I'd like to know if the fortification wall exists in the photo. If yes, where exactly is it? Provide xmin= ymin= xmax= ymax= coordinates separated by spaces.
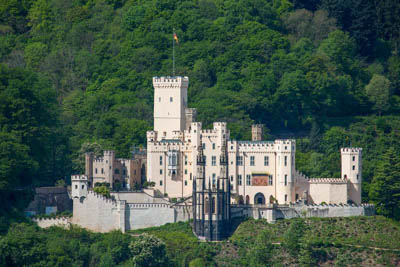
xmin=125 ymin=203 xmax=175 ymax=230
xmin=111 ymin=191 xmax=169 ymax=204
xmin=293 ymin=204 xmax=375 ymax=218
xmin=231 ymin=204 xmax=375 ymax=223
xmin=72 ymin=191 xmax=121 ymax=232
xmin=174 ymin=204 xmax=192 ymax=222
xmin=33 ymin=217 xmax=71 ymax=229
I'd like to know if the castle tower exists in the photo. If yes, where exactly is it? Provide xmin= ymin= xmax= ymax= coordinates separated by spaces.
xmin=103 ymin=150 xmax=115 ymax=187
xmin=153 ymin=76 xmax=188 ymax=140
xmin=85 ymin=152 xmax=94 ymax=186
xmin=185 ymin=108 xmax=197 ymax=130
xmin=341 ymin=148 xmax=362 ymax=205
xmin=275 ymin=140 xmax=296 ymax=204
xmin=251 ymin=124 xmax=263 ymax=141
xmin=193 ymin=139 xmax=231 ymax=241
xmin=71 ymin=175 xmax=88 ymax=199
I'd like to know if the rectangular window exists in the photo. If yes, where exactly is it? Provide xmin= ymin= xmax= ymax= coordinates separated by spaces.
xmin=284 ymin=174 xmax=288 ymax=186
xmin=184 ymin=180 xmax=187 ymax=186
xmin=158 ymin=97 xmax=161 ymax=102
xmin=123 ymin=170 xmax=126 ymax=175
xmin=133 ymin=170 xmax=136 ymax=175
xmin=238 ymin=174 xmax=242 ymax=185
xmin=115 ymin=169 xmax=119 ymax=174
xmin=160 ymin=169 xmax=163 ymax=175
xmin=185 ymin=169 xmax=187 ymax=174
xmin=230 ymin=175 xmax=233 ymax=181
xmin=246 ymin=174 xmax=251 ymax=186
xmin=352 ymin=156 xmax=355 ymax=161
xmin=268 ymin=175 xmax=273 ymax=186
xmin=237 ymin=156 xmax=243 ymax=166
xmin=170 ymin=97 xmax=173 ymax=102
xmin=250 ymin=156 xmax=255 ymax=166
xmin=212 ymin=156 xmax=216 ymax=166
xmin=212 ymin=143 xmax=216 ymax=150
xmin=352 ymin=165 xmax=355 ymax=170
xmin=185 ymin=156 xmax=187 ymax=165
xmin=190 ymin=173 xmax=192 ymax=180
xmin=160 ymin=155 xmax=163 ymax=165
xmin=101 ymin=168 xmax=104 ymax=174
xmin=284 ymin=156 xmax=287 ymax=166
xmin=204 ymin=156 xmax=206 ymax=165
xmin=212 ymin=173 xmax=216 ymax=186
xmin=202 ymin=143 xmax=206 ymax=149
xmin=160 ymin=180 xmax=162 ymax=186
xmin=264 ymin=156 xmax=269 ymax=166
xmin=95 ymin=168 xmax=98 ymax=174
xmin=285 ymin=194 xmax=288 ymax=202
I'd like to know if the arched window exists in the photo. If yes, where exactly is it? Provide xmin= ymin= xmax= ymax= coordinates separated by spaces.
xmin=205 ymin=197 xmax=209 ymax=213
xmin=245 ymin=195 xmax=250 ymax=204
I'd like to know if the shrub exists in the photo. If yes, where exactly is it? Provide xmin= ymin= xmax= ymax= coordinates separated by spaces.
xmin=129 ymin=233 xmax=169 ymax=267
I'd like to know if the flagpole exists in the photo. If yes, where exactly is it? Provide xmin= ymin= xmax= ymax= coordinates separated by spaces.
xmin=173 ymin=28 xmax=175 ymax=76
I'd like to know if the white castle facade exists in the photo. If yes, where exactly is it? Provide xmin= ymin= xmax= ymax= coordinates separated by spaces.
xmin=146 ymin=76 xmax=362 ymax=205
xmin=55 ymin=75 xmax=372 ymax=234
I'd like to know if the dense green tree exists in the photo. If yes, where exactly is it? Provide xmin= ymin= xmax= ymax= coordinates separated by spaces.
xmin=282 ymin=218 xmax=306 ymax=256
xmin=369 ymin=148 xmax=400 ymax=220
xmin=246 ymin=229 xmax=274 ymax=267
xmin=130 ymin=233 xmax=169 ymax=267
xmin=365 ymin=74 xmax=391 ymax=115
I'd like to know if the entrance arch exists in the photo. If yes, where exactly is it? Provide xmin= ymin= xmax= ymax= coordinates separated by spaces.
xmin=254 ymin=193 xmax=266 ymax=205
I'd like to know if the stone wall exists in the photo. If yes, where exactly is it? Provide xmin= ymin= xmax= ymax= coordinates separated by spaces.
xmin=25 ymin=187 xmax=72 ymax=216
xmin=72 ymin=191 xmax=122 ymax=232
xmin=65 ymin=191 xmax=375 ymax=233
xmin=231 ymin=203 xmax=375 ymax=223
xmin=125 ymin=203 xmax=175 ymax=231
xmin=33 ymin=217 xmax=71 ymax=228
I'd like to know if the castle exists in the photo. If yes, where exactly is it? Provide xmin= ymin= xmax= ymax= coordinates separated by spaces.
xmin=85 ymin=76 xmax=362 ymax=206
xmin=57 ymin=75 xmax=372 ymax=240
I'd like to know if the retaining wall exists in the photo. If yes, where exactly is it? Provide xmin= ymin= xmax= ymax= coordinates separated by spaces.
xmin=33 ymin=217 xmax=71 ymax=229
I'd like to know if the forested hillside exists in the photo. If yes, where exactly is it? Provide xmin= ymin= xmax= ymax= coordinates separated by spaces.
xmin=1 ymin=0 xmax=400 ymax=221
xmin=2 ymin=217 xmax=400 ymax=266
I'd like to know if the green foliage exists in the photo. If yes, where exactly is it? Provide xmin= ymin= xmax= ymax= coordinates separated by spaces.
xmin=129 ymin=233 xmax=169 ymax=267
xmin=0 ymin=222 xmax=172 ymax=266
xmin=365 ymin=74 xmax=392 ymax=115
xmin=93 ymin=185 xmax=111 ymax=198
xmin=246 ymin=229 xmax=274 ymax=266
xmin=282 ymin=218 xmax=306 ymax=256
xmin=369 ymin=148 xmax=400 ymax=220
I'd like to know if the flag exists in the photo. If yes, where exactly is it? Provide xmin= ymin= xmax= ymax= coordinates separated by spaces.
xmin=173 ymin=32 xmax=179 ymax=44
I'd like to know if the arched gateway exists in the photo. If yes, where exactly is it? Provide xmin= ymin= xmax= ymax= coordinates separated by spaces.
xmin=254 ymin=192 xmax=265 ymax=205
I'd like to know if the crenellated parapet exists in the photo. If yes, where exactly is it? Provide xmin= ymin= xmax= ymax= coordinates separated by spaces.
xmin=308 ymin=177 xmax=348 ymax=184
xmin=153 ymin=76 xmax=189 ymax=89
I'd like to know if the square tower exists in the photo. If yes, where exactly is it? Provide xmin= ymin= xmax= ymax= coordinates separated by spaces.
xmin=153 ymin=76 xmax=188 ymax=140
xmin=341 ymin=147 xmax=362 ymax=204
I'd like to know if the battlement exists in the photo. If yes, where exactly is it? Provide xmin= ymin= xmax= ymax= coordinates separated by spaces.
xmin=71 ymin=174 xmax=88 ymax=181
xmin=341 ymin=147 xmax=362 ymax=153
xmin=275 ymin=139 xmax=296 ymax=145
xmin=213 ymin=122 xmax=227 ymax=128
xmin=103 ymin=150 xmax=115 ymax=156
xmin=153 ymin=76 xmax=189 ymax=89
xmin=308 ymin=177 xmax=347 ymax=184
